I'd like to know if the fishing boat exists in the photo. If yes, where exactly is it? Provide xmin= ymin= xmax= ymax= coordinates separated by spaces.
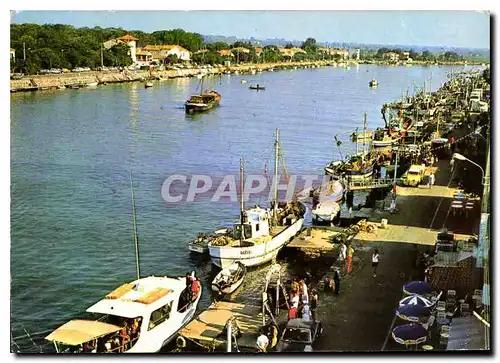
xmin=86 ymin=82 xmax=98 ymax=87
xmin=145 ymin=81 xmax=154 ymax=88
xmin=185 ymin=76 xmax=221 ymax=113
xmin=372 ymin=128 xmax=401 ymax=147
xmin=311 ymin=200 xmax=341 ymax=224
xmin=208 ymin=130 xmax=306 ymax=269
xmin=249 ymin=85 xmax=266 ymax=90
xmin=211 ymin=262 xmax=247 ymax=295
xmin=369 ymin=79 xmax=378 ymax=88
xmin=45 ymin=173 xmax=202 ymax=353
xmin=241 ymin=79 xmax=248 ymax=84
xmin=324 ymin=155 xmax=375 ymax=181
xmin=188 ymin=228 xmax=228 ymax=254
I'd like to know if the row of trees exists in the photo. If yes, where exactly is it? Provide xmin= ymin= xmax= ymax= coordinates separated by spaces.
xmin=10 ymin=24 xmax=343 ymax=73
xmin=11 ymin=23 xmax=464 ymax=74
xmin=368 ymin=47 xmax=464 ymax=62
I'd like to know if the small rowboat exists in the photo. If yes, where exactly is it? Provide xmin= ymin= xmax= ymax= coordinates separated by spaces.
xmin=145 ymin=81 xmax=154 ymax=88
xmin=211 ymin=262 xmax=247 ymax=295
xmin=249 ymin=85 xmax=266 ymax=90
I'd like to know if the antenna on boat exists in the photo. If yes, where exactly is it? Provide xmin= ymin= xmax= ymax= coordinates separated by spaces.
xmin=273 ymin=128 xmax=280 ymax=225
xmin=239 ymin=158 xmax=245 ymax=244
xmin=129 ymin=171 xmax=141 ymax=280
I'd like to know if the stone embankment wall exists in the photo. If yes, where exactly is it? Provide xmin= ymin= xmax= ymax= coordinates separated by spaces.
xmin=10 ymin=60 xmax=332 ymax=92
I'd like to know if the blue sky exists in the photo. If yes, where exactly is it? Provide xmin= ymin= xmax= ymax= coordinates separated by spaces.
xmin=10 ymin=10 xmax=490 ymax=48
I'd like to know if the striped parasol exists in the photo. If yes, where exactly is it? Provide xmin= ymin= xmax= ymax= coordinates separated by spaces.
xmin=399 ymin=294 xmax=433 ymax=308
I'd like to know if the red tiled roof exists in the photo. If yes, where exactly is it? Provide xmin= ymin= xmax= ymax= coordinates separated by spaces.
xmin=120 ymin=34 xmax=138 ymax=42
xmin=144 ymin=45 xmax=189 ymax=52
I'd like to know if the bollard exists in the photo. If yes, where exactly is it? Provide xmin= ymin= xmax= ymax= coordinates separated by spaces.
xmin=226 ymin=320 xmax=232 ymax=353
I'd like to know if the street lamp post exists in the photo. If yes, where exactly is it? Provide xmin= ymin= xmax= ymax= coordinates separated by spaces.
xmin=452 ymin=153 xmax=485 ymax=185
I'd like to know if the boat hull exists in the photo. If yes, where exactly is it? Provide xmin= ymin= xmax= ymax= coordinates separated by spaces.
xmin=208 ymin=218 xmax=304 ymax=269
xmin=325 ymin=166 xmax=374 ymax=181
xmin=188 ymin=243 xmax=208 ymax=254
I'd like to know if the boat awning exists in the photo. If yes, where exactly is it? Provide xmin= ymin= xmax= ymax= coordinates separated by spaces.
xmin=45 ymin=319 xmax=121 ymax=345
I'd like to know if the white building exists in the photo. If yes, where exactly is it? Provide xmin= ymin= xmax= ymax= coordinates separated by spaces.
xmin=143 ymin=45 xmax=191 ymax=62
xmin=103 ymin=34 xmax=139 ymax=64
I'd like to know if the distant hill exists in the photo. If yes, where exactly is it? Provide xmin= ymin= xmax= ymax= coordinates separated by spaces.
xmin=202 ymin=34 xmax=490 ymax=58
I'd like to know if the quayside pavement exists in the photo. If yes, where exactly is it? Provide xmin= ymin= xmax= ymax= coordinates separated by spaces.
xmin=313 ymin=158 xmax=479 ymax=351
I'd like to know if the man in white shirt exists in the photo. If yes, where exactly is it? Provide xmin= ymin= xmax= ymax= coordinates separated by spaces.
xmin=372 ymin=249 xmax=380 ymax=277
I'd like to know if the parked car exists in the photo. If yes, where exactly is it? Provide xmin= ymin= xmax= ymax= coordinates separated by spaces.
xmin=10 ymin=73 xmax=24 ymax=80
xmin=401 ymin=164 xmax=426 ymax=187
xmin=276 ymin=319 xmax=323 ymax=352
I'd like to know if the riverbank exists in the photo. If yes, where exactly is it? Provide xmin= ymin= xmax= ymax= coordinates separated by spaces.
xmin=10 ymin=59 xmax=485 ymax=93
xmin=10 ymin=60 xmax=332 ymax=93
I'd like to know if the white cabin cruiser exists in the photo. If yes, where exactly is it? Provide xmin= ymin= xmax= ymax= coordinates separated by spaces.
xmin=311 ymin=200 xmax=341 ymax=223
xmin=208 ymin=129 xmax=306 ymax=269
xmin=46 ymin=275 xmax=201 ymax=353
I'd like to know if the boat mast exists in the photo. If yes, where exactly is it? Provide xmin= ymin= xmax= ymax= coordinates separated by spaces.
xmin=273 ymin=128 xmax=280 ymax=224
xmin=363 ymin=113 xmax=367 ymax=160
xmin=239 ymin=158 xmax=245 ymax=244
xmin=355 ymin=127 xmax=359 ymax=156
xmin=129 ymin=171 xmax=141 ymax=280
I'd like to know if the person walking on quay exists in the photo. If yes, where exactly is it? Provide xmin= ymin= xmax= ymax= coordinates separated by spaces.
xmin=346 ymin=244 xmax=355 ymax=274
xmin=288 ymin=292 xmax=299 ymax=320
xmin=310 ymin=289 xmax=319 ymax=321
xmin=338 ymin=242 xmax=347 ymax=271
xmin=333 ymin=268 xmax=341 ymax=295
xmin=428 ymin=173 xmax=435 ymax=189
xmin=299 ymin=279 xmax=309 ymax=304
xmin=372 ymin=249 xmax=380 ymax=277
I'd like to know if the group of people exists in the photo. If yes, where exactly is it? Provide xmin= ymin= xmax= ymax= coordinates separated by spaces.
xmin=337 ymin=241 xmax=355 ymax=275
xmin=79 ymin=317 xmax=142 ymax=353
xmin=287 ymin=279 xmax=319 ymax=322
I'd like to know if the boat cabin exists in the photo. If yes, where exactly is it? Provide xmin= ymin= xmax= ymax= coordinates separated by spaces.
xmin=46 ymin=275 xmax=199 ymax=353
xmin=233 ymin=206 xmax=271 ymax=242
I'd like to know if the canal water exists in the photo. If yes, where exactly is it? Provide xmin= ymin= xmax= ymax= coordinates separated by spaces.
xmin=10 ymin=64 xmax=477 ymax=350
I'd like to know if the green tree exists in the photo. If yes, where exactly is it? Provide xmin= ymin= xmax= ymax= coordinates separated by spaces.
xmin=206 ymin=42 xmax=230 ymax=52
xmin=420 ymin=50 xmax=435 ymax=61
xmin=301 ymin=38 xmax=318 ymax=54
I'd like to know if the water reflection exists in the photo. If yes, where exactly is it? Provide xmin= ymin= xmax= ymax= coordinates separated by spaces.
xmin=128 ymin=82 xmax=139 ymax=161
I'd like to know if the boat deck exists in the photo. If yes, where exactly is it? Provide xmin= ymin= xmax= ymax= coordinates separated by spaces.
xmin=178 ymin=301 xmax=263 ymax=350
